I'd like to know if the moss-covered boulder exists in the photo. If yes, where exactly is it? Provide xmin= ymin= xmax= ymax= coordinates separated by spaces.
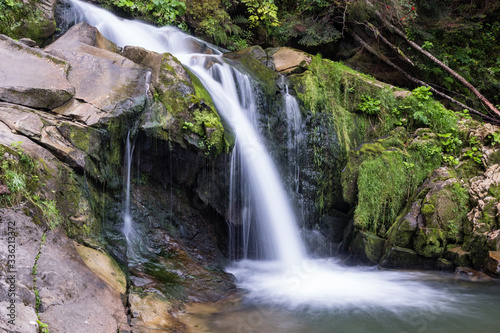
xmin=414 ymin=228 xmax=447 ymax=258
xmin=351 ymin=230 xmax=385 ymax=264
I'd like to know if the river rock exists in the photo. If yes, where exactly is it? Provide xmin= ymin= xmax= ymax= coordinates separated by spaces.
xmin=0 ymin=35 xmax=74 ymax=109
xmin=44 ymin=22 xmax=150 ymax=126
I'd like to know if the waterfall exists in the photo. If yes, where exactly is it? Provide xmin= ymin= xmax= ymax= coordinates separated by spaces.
xmin=122 ymin=131 xmax=134 ymax=242
xmin=284 ymin=85 xmax=303 ymax=194
xmin=58 ymin=0 xmax=463 ymax=315
xmin=63 ymin=0 xmax=305 ymax=266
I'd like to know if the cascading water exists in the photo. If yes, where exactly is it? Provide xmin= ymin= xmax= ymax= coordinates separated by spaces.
xmin=60 ymin=2 xmax=499 ymax=328
xmin=122 ymin=130 xmax=134 ymax=243
xmin=284 ymin=84 xmax=303 ymax=194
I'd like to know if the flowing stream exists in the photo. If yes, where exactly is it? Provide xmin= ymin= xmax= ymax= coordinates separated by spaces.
xmin=61 ymin=1 xmax=500 ymax=331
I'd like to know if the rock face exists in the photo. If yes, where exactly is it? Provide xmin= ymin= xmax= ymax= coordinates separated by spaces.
xmin=0 ymin=35 xmax=74 ymax=109
xmin=0 ymin=208 xmax=128 ymax=333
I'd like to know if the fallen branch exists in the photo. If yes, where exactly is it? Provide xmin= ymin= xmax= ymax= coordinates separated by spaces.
xmin=375 ymin=11 xmax=500 ymax=118
xmin=351 ymin=31 xmax=500 ymax=125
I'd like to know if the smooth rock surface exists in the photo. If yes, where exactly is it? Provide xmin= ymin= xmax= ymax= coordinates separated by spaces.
xmin=0 ymin=35 xmax=74 ymax=109
xmin=44 ymin=22 xmax=150 ymax=125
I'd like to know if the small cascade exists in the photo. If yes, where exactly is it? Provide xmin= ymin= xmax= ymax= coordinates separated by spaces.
xmin=284 ymin=85 xmax=303 ymax=193
xmin=122 ymin=131 xmax=134 ymax=242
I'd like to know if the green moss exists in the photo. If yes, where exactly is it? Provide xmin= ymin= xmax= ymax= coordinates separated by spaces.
xmin=421 ymin=203 xmax=436 ymax=216
xmin=351 ymin=230 xmax=385 ymax=264
xmin=223 ymin=51 xmax=279 ymax=96
xmin=414 ymin=228 xmax=447 ymax=258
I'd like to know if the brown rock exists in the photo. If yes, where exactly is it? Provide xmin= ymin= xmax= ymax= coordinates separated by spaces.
xmin=485 ymin=250 xmax=500 ymax=277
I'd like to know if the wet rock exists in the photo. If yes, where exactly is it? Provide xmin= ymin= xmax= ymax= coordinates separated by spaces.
xmin=485 ymin=251 xmax=500 ymax=277
xmin=129 ymin=292 xmax=186 ymax=332
xmin=414 ymin=228 xmax=447 ymax=258
xmin=385 ymin=200 xmax=422 ymax=248
xmin=435 ymin=258 xmax=454 ymax=271
xmin=0 ymin=35 xmax=74 ymax=109
xmin=44 ymin=22 xmax=149 ymax=126
xmin=455 ymin=267 xmax=492 ymax=281
xmin=380 ymin=246 xmax=427 ymax=269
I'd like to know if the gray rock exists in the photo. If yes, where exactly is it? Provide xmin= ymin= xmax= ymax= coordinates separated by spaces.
xmin=0 ymin=35 xmax=74 ymax=109
xmin=44 ymin=22 xmax=150 ymax=126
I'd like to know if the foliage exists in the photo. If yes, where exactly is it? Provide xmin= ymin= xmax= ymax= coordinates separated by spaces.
xmin=242 ymin=0 xmax=279 ymax=28
xmin=0 ymin=143 xmax=62 ymax=230
xmin=101 ymin=0 xmax=186 ymax=26
xmin=358 ymin=95 xmax=381 ymax=115
xmin=273 ymin=0 xmax=343 ymax=46
xmin=0 ymin=0 xmax=46 ymax=41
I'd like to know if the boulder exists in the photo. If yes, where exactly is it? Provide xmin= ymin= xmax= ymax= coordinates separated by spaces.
xmin=385 ymin=200 xmax=422 ymax=248
xmin=266 ymin=47 xmax=312 ymax=74
xmin=414 ymin=228 xmax=447 ymax=258
xmin=0 ymin=35 xmax=74 ymax=109
xmin=443 ymin=245 xmax=472 ymax=267
xmin=485 ymin=250 xmax=500 ymax=277
xmin=0 ymin=208 xmax=128 ymax=333
xmin=380 ymin=246 xmax=426 ymax=269
xmin=351 ymin=230 xmax=385 ymax=264
xmin=0 ymin=103 xmax=87 ymax=169
xmin=44 ymin=22 xmax=150 ymax=126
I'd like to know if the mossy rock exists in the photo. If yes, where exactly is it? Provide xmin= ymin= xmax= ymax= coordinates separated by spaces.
xmin=380 ymin=246 xmax=427 ymax=269
xmin=223 ymin=50 xmax=279 ymax=97
xmin=351 ymin=230 xmax=385 ymax=264
xmin=443 ymin=245 xmax=472 ymax=267
xmin=142 ymin=53 xmax=229 ymax=155
xmin=414 ymin=228 xmax=447 ymax=258
xmin=385 ymin=201 xmax=421 ymax=248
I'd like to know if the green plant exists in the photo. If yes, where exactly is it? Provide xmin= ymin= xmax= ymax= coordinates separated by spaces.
xmin=242 ymin=0 xmax=280 ymax=29
xmin=438 ymin=132 xmax=462 ymax=153
xmin=443 ymin=155 xmax=459 ymax=166
xmin=422 ymin=40 xmax=434 ymax=50
xmin=487 ymin=131 xmax=500 ymax=145
xmin=358 ymin=95 xmax=381 ymax=115
xmin=182 ymin=121 xmax=194 ymax=130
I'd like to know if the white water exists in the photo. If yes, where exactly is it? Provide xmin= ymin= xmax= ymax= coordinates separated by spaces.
xmin=64 ymin=0 xmax=462 ymax=314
